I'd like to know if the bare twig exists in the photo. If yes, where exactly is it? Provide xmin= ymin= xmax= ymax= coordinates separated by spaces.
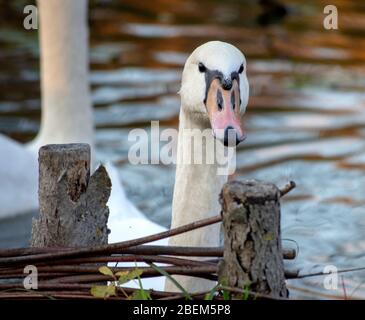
xmin=289 ymin=266 xmax=365 ymax=279
xmin=0 ymin=245 xmax=296 ymax=268
xmin=0 ymin=215 xmax=222 ymax=266
xmin=279 ymin=181 xmax=296 ymax=197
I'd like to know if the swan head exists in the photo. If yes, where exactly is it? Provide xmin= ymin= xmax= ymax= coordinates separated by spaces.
xmin=179 ymin=41 xmax=249 ymax=147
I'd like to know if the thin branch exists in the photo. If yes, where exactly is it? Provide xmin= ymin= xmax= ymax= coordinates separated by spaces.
xmin=0 ymin=244 xmax=296 ymax=268
xmin=288 ymin=266 xmax=365 ymax=279
xmin=279 ymin=181 xmax=296 ymax=197
xmin=0 ymin=215 xmax=222 ymax=266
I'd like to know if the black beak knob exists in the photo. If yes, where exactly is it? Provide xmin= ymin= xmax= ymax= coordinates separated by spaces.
xmin=222 ymin=78 xmax=232 ymax=90
xmin=224 ymin=126 xmax=239 ymax=146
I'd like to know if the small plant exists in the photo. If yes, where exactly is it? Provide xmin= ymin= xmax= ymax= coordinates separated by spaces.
xmin=90 ymin=265 xmax=255 ymax=301
xmin=90 ymin=266 xmax=151 ymax=300
xmin=221 ymin=287 xmax=231 ymax=300
xmin=216 ymin=278 xmax=231 ymax=300
xmin=241 ymin=282 xmax=253 ymax=300
xmin=214 ymin=279 xmax=253 ymax=300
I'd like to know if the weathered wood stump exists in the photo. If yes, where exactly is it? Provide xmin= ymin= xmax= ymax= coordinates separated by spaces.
xmin=218 ymin=180 xmax=288 ymax=298
xmin=31 ymin=144 xmax=111 ymax=247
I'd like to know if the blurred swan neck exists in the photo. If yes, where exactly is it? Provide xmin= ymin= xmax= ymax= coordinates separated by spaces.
xmin=31 ymin=0 xmax=94 ymax=152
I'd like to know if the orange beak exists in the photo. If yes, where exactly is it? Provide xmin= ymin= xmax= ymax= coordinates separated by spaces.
xmin=206 ymin=78 xmax=246 ymax=146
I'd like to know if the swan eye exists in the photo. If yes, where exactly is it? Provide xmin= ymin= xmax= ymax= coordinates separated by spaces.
xmin=198 ymin=62 xmax=206 ymax=73
xmin=238 ymin=64 xmax=244 ymax=74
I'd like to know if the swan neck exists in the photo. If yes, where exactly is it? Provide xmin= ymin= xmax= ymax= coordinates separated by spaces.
xmin=170 ymin=108 xmax=229 ymax=248
xmin=31 ymin=0 xmax=94 ymax=152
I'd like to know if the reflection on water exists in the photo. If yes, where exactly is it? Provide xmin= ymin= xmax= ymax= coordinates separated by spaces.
xmin=1 ymin=0 xmax=365 ymax=298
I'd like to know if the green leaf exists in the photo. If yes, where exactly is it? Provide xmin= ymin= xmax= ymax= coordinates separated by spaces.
xmin=115 ymin=271 xmax=129 ymax=277
xmin=128 ymin=289 xmax=152 ymax=300
xmin=149 ymin=263 xmax=192 ymax=300
xmin=117 ymin=269 xmax=144 ymax=285
xmin=127 ymin=269 xmax=144 ymax=279
xmin=136 ymin=272 xmax=152 ymax=300
xmin=98 ymin=266 xmax=114 ymax=277
xmin=90 ymin=285 xmax=116 ymax=299
xmin=222 ymin=289 xmax=231 ymax=300
xmin=242 ymin=282 xmax=252 ymax=300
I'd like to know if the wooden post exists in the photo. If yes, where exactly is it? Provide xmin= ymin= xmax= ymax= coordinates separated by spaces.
xmin=218 ymin=180 xmax=288 ymax=298
xmin=31 ymin=144 xmax=111 ymax=247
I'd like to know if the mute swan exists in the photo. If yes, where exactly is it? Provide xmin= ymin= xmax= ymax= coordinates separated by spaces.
xmin=165 ymin=41 xmax=249 ymax=292
xmin=111 ymin=41 xmax=249 ymax=292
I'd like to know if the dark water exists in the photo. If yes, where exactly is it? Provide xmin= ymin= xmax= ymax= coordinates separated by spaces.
xmin=1 ymin=0 xmax=365 ymax=298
